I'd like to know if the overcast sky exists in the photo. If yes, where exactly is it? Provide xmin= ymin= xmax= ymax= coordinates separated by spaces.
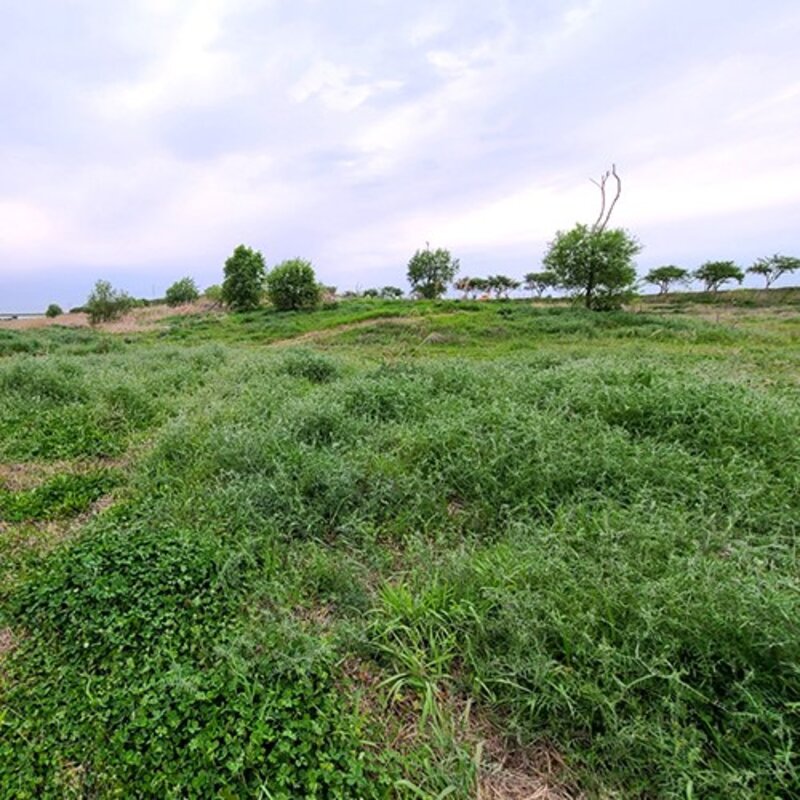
xmin=2 ymin=0 xmax=800 ymax=310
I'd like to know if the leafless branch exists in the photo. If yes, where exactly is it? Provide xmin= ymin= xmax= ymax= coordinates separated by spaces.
xmin=590 ymin=164 xmax=622 ymax=232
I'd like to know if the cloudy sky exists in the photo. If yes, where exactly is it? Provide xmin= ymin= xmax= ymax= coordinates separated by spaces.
xmin=2 ymin=0 xmax=800 ymax=310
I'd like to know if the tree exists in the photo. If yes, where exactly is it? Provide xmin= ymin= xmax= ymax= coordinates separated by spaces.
xmin=644 ymin=265 xmax=689 ymax=295
xmin=543 ymin=225 xmax=640 ymax=310
xmin=467 ymin=277 xmax=489 ymax=299
xmin=265 ymin=258 xmax=322 ymax=311
xmin=523 ymin=271 xmax=559 ymax=297
xmin=380 ymin=286 xmax=404 ymax=299
xmin=165 ymin=276 xmax=200 ymax=306
xmin=454 ymin=276 xmax=471 ymax=299
xmin=45 ymin=303 xmax=63 ymax=318
xmin=747 ymin=254 xmax=800 ymax=289
xmin=407 ymin=245 xmax=459 ymax=299
xmin=486 ymin=274 xmax=520 ymax=299
xmin=222 ymin=245 xmax=266 ymax=311
xmin=361 ymin=288 xmax=380 ymax=298
xmin=86 ymin=280 xmax=133 ymax=325
xmin=693 ymin=261 xmax=744 ymax=293
xmin=542 ymin=164 xmax=640 ymax=310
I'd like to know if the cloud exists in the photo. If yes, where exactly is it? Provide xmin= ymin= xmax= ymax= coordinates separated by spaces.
xmin=2 ymin=0 xmax=800 ymax=309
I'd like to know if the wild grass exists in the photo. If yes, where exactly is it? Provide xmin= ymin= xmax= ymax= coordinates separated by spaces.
xmin=0 ymin=301 xmax=798 ymax=797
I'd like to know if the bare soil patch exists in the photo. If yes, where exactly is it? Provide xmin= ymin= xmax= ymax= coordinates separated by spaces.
xmin=0 ymin=454 xmax=131 ymax=492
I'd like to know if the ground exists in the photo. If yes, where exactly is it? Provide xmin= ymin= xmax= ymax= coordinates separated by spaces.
xmin=0 ymin=293 xmax=798 ymax=798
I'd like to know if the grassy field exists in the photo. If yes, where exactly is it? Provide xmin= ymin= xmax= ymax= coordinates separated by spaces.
xmin=1 ymin=298 xmax=798 ymax=798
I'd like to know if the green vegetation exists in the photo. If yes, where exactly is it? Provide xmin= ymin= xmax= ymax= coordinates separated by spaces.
xmin=407 ymin=246 xmax=460 ymax=299
xmin=543 ymin=224 xmax=640 ymax=310
xmin=1 ymin=297 xmax=798 ymax=798
xmin=643 ymin=265 xmax=689 ymax=295
xmin=165 ymin=276 xmax=200 ymax=306
xmin=266 ymin=258 xmax=323 ymax=311
xmin=86 ymin=279 xmax=133 ymax=324
xmin=693 ymin=260 xmax=744 ymax=293
xmin=747 ymin=253 xmax=800 ymax=289
xmin=523 ymin=271 xmax=559 ymax=297
xmin=222 ymin=245 xmax=266 ymax=311
xmin=45 ymin=304 xmax=63 ymax=318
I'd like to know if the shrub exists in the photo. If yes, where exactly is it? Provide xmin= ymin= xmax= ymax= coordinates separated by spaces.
xmin=85 ymin=280 xmax=133 ymax=325
xmin=45 ymin=303 xmax=63 ymax=318
xmin=265 ymin=259 xmax=322 ymax=311
xmin=222 ymin=245 xmax=266 ymax=311
xmin=280 ymin=349 xmax=340 ymax=383
xmin=165 ymin=277 xmax=200 ymax=306
xmin=203 ymin=284 xmax=223 ymax=302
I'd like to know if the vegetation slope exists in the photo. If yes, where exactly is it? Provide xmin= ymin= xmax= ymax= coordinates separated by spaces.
xmin=1 ymin=298 xmax=798 ymax=798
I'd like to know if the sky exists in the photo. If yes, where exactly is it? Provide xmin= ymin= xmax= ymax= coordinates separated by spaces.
xmin=2 ymin=0 xmax=800 ymax=311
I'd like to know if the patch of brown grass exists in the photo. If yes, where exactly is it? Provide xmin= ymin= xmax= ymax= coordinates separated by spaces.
xmin=340 ymin=656 xmax=584 ymax=798
xmin=0 ymin=300 xmax=219 ymax=334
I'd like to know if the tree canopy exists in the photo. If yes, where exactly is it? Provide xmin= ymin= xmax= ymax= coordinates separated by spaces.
xmin=165 ymin=277 xmax=200 ymax=306
xmin=222 ymin=245 xmax=266 ymax=311
xmin=693 ymin=261 xmax=744 ymax=293
xmin=543 ymin=224 xmax=640 ymax=310
xmin=747 ymin=254 xmax=800 ymax=289
xmin=523 ymin=271 xmax=559 ymax=297
xmin=407 ymin=246 xmax=459 ymax=299
xmin=265 ymin=259 xmax=322 ymax=311
xmin=644 ymin=266 xmax=689 ymax=295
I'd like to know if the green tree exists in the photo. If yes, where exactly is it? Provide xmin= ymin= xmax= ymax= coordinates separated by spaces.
xmin=543 ymin=224 xmax=640 ymax=310
xmin=45 ymin=303 xmax=63 ymax=318
xmin=407 ymin=246 xmax=459 ymax=299
xmin=467 ymin=277 xmax=489 ymax=298
xmin=380 ymin=286 xmax=404 ymax=299
xmin=523 ymin=271 xmax=559 ymax=297
xmin=486 ymin=275 xmax=520 ymax=299
xmin=265 ymin=259 xmax=322 ymax=311
xmin=643 ymin=265 xmax=689 ymax=295
xmin=453 ymin=277 xmax=472 ymax=299
xmin=747 ymin=254 xmax=800 ymax=289
xmin=85 ymin=280 xmax=133 ymax=325
xmin=693 ymin=261 xmax=744 ymax=293
xmin=165 ymin=277 xmax=200 ymax=306
xmin=222 ymin=245 xmax=266 ymax=311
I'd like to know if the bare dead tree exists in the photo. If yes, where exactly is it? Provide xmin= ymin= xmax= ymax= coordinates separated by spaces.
xmin=590 ymin=164 xmax=622 ymax=232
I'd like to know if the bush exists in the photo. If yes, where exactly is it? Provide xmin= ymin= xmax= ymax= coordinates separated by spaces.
xmin=85 ymin=280 xmax=133 ymax=325
xmin=45 ymin=304 xmax=63 ymax=318
xmin=165 ymin=277 xmax=199 ymax=306
xmin=222 ymin=245 xmax=266 ymax=311
xmin=204 ymin=284 xmax=223 ymax=303
xmin=265 ymin=259 xmax=322 ymax=311
xmin=280 ymin=349 xmax=340 ymax=383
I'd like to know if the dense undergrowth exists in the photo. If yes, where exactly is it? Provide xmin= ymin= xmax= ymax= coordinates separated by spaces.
xmin=0 ymin=302 xmax=798 ymax=798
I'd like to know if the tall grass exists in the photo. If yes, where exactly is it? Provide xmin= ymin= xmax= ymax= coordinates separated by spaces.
xmin=1 ymin=308 xmax=798 ymax=797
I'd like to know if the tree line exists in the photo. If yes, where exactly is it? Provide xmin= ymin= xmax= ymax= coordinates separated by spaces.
xmin=49 ymin=164 xmax=798 ymax=321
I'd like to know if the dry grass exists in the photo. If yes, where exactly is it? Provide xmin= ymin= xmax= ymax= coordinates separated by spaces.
xmin=339 ymin=656 xmax=582 ymax=799
xmin=0 ymin=300 xmax=217 ymax=333
xmin=0 ymin=627 xmax=16 ymax=660
xmin=478 ymin=739 xmax=582 ymax=800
